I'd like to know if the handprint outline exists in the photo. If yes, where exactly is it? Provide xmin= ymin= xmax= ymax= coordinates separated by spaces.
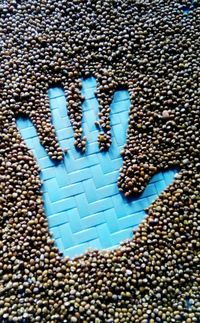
xmin=17 ymin=77 xmax=177 ymax=258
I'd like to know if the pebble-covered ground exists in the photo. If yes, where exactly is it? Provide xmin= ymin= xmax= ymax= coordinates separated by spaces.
xmin=0 ymin=0 xmax=199 ymax=322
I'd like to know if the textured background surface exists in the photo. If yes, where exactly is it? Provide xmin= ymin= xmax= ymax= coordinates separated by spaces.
xmin=17 ymin=77 xmax=177 ymax=258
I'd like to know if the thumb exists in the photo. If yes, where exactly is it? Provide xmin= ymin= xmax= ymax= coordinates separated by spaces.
xmin=16 ymin=116 xmax=54 ymax=171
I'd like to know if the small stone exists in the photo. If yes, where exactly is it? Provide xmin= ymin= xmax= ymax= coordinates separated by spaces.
xmin=162 ymin=110 xmax=170 ymax=119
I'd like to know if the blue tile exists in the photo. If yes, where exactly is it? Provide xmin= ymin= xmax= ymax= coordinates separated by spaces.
xmin=54 ymin=163 xmax=69 ymax=187
xmin=111 ymin=194 xmax=126 ymax=217
xmin=97 ymin=153 xmax=114 ymax=173
xmin=113 ymin=90 xmax=130 ymax=103
xmin=104 ymin=209 xmax=119 ymax=234
xmin=112 ymin=123 xmax=127 ymax=146
xmin=67 ymin=209 xmax=82 ymax=233
xmin=83 ymin=179 xmax=98 ymax=203
xmin=74 ymin=227 xmax=97 ymax=244
xmin=87 ymin=238 xmax=102 ymax=250
xmin=63 ymin=243 xmax=87 ymax=259
xmin=45 ymin=178 xmax=62 ymax=202
xmin=48 ymin=87 xmax=65 ymax=99
xmin=91 ymin=165 xmax=106 ymax=188
xmin=128 ymin=198 xmax=150 ymax=214
xmin=60 ymin=183 xmax=84 ymax=199
xmin=96 ymin=184 xmax=118 ymax=199
xmin=75 ymin=194 xmax=89 ymax=218
xmin=87 ymin=142 xmax=99 ymax=155
xmin=81 ymin=76 xmax=96 ymax=88
xmin=148 ymin=194 xmax=158 ymax=204
xmin=19 ymin=127 xmax=37 ymax=140
xmin=51 ymin=197 xmax=76 ymax=213
xmin=89 ymin=198 xmax=113 ymax=214
xmin=55 ymin=238 xmax=65 ymax=253
xmin=82 ymin=87 xmax=96 ymax=100
xmin=108 ymin=144 xmax=121 ymax=160
xmin=81 ymin=212 xmax=105 ymax=228
xmin=118 ymin=211 xmax=146 ymax=230
xmin=140 ymin=183 xmax=157 ymax=198
xmin=96 ymin=224 xmax=112 ymax=248
xmin=41 ymin=166 xmax=55 ymax=181
xmin=163 ymin=170 xmax=176 ymax=186
xmin=73 ymin=154 xmax=99 ymax=169
xmin=68 ymin=169 xmax=91 ymax=184
xmin=104 ymin=170 xmax=118 ymax=183
xmin=59 ymin=223 xmax=75 ymax=248
xmin=111 ymin=228 xmax=133 ymax=246
xmin=155 ymin=180 xmax=168 ymax=195
xmin=38 ymin=156 xmax=54 ymax=169
xmin=149 ymin=172 xmax=163 ymax=183
xmin=48 ymin=211 xmax=68 ymax=227
xmin=50 ymin=227 xmax=60 ymax=239
xmin=43 ymin=193 xmax=54 ymax=215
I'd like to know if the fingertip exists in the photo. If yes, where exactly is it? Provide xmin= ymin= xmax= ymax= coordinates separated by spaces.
xmin=110 ymin=88 xmax=131 ymax=148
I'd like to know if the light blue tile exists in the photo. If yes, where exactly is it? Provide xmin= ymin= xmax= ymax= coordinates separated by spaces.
xmin=41 ymin=166 xmax=55 ymax=181
xmin=63 ymin=244 xmax=87 ymax=259
xmin=55 ymin=238 xmax=65 ymax=253
xmin=87 ymin=238 xmax=102 ymax=250
xmin=67 ymin=209 xmax=82 ymax=233
xmin=48 ymin=87 xmax=65 ymax=99
xmin=45 ymin=178 xmax=61 ymax=202
xmin=96 ymin=184 xmax=118 ymax=199
xmin=83 ymin=179 xmax=98 ymax=203
xmin=113 ymin=90 xmax=130 ymax=103
xmin=48 ymin=211 xmax=68 ymax=227
xmin=104 ymin=209 xmax=119 ymax=234
xmin=118 ymin=211 xmax=146 ymax=230
xmin=89 ymin=198 xmax=113 ymax=214
xmin=68 ymin=168 xmax=91 ymax=184
xmin=38 ymin=156 xmax=54 ymax=169
xmin=19 ymin=127 xmax=37 ymax=139
xmin=75 ymin=194 xmax=89 ymax=218
xmin=50 ymin=227 xmax=60 ymax=239
xmin=74 ymin=227 xmax=97 ymax=244
xmin=149 ymin=172 xmax=163 ymax=183
xmin=81 ymin=76 xmax=96 ymax=88
xmin=111 ymin=228 xmax=133 ymax=246
xmin=140 ymin=183 xmax=157 ymax=198
xmin=60 ymin=183 xmax=84 ymax=199
xmin=82 ymin=87 xmax=96 ymax=100
xmin=81 ymin=212 xmax=105 ymax=228
xmin=54 ymin=163 xmax=69 ymax=187
xmin=51 ymin=197 xmax=76 ymax=213
xmin=96 ymin=224 xmax=112 ymax=248
xmin=59 ymin=223 xmax=75 ymax=248
xmin=148 ymin=194 xmax=158 ymax=204
xmin=163 ymin=170 xmax=176 ymax=186
xmin=91 ymin=165 xmax=106 ymax=188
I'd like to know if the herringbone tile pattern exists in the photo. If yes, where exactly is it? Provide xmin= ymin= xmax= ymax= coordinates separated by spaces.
xmin=17 ymin=77 xmax=177 ymax=258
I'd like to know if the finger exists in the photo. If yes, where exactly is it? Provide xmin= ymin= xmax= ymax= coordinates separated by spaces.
xmin=109 ymin=86 xmax=131 ymax=156
xmin=28 ymin=90 xmax=63 ymax=161
xmin=79 ymin=76 xmax=99 ymax=154
xmin=16 ymin=116 xmax=54 ymax=171
xmin=64 ymin=78 xmax=86 ymax=152
xmin=96 ymin=72 xmax=116 ymax=151
xmin=48 ymin=85 xmax=73 ymax=149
